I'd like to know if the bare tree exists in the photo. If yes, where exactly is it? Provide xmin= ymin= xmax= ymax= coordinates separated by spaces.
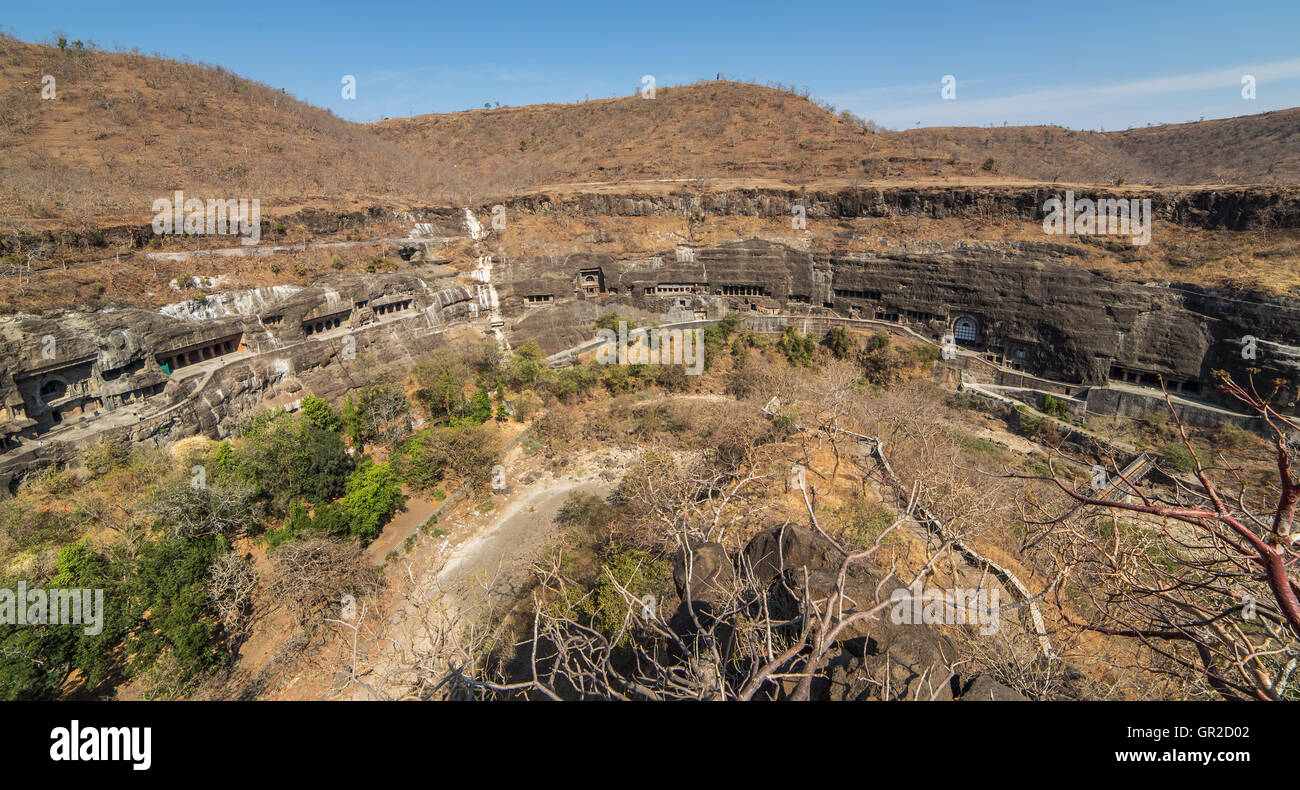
xmin=443 ymin=390 xmax=1028 ymax=701
xmin=269 ymin=537 xmax=381 ymax=626
xmin=145 ymin=480 xmax=260 ymax=538
xmin=208 ymin=551 xmax=259 ymax=647
xmin=1023 ymin=373 xmax=1300 ymax=700
xmin=450 ymin=502 xmax=935 ymax=701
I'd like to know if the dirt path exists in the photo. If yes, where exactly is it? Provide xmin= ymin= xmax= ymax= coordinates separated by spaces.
xmin=363 ymin=494 xmax=436 ymax=562
xmin=429 ymin=480 xmax=608 ymax=615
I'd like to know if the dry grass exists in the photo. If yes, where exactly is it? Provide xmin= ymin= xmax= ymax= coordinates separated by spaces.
xmin=897 ymin=108 xmax=1300 ymax=187
xmin=371 ymin=80 xmax=974 ymax=194
xmin=0 ymin=36 xmax=455 ymax=229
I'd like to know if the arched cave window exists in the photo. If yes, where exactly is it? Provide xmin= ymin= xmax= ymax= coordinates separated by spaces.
xmin=39 ymin=378 xmax=67 ymax=404
xmin=953 ymin=317 xmax=978 ymax=344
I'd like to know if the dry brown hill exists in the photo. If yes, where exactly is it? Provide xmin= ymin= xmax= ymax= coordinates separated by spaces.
xmin=373 ymin=82 xmax=1300 ymax=191
xmin=1109 ymin=108 xmax=1300 ymax=184
xmin=895 ymin=125 xmax=1151 ymax=185
xmin=0 ymin=36 xmax=451 ymax=229
xmin=369 ymin=81 xmax=970 ymax=191
xmin=899 ymin=108 xmax=1300 ymax=186
xmin=2 ymin=35 xmax=1297 ymax=234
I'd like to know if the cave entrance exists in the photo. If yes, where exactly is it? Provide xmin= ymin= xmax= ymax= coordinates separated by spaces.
xmin=39 ymin=378 xmax=67 ymax=404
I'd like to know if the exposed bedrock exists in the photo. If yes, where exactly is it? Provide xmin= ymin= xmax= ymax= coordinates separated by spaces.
xmin=497 ymin=238 xmax=1300 ymax=411
xmin=4 ymin=230 xmax=1297 ymax=489
xmin=0 ymin=268 xmax=484 ymax=490
xmin=7 ymin=184 xmax=1296 ymax=258
xmin=0 ymin=206 xmax=465 ymax=260
xmin=495 ymin=185 xmax=1300 ymax=231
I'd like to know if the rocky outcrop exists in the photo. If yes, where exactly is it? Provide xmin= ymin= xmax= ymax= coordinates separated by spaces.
xmin=0 ymin=268 xmax=484 ymax=492
xmin=496 ymin=185 xmax=1300 ymax=231
xmin=496 ymin=238 xmax=1300 ymax=411
xmin=12 ymin=185 xmax=1293 ymax=271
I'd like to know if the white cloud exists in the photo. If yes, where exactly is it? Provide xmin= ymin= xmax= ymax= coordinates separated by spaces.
xmin=854 ymin=57 xmax=1300 ymax=129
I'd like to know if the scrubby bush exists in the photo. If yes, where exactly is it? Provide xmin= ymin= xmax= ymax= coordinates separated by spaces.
xmin=858 ymin=332 xmax=904 ymax=385
xmin=595 ymin=311 xmax=636 ymax=332
xmin=81 ymin=439 xmax=131 ymax=477
xmin=1159 ymin=441 xmax=1197 ymax=473
xmin=557 ymin=492 xmax=618 ymax=540
xmin=543 ymin=364 xmax=600 ymax=403
xmin=822 ymin=326 xmax=852 ymax=359
xmin=1042 ymin=394 xmax=1070 ymax=420
xmin=779 ymin=326 xmax=816 ymax=367
xmin=573 ymin=547 xmax=670 ymax=644
xmin=392 ymin=423 xmax=500 ymax=492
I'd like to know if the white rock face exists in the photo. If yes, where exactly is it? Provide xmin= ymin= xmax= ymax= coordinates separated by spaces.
xmin=464 ymin=208 xmax=485 ymax=241
xmin=159 ymin=285 xmax=301 ymax=321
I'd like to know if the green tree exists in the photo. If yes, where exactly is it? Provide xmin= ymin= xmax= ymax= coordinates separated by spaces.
xmin=0 ymin=540 xmax=132 ymax=699
xmin=348 ymin=379 xmax=411 ymax=445
xmin=412 ymin=355 xmax=468 ymax=422
xmin=702 ymin=315 xmax=742 ymax=370
xmin=232 ymin=414 xmax=354 ymax=509
xmin=121 ymin=535 xmax=230 ymax=686
xmin=595 ymin=312 xmax=636 ymax=332
xmin=301 ymin=395 xmax=343 ymax=432
xmin=822 ymin=326 xmax=852 ymax=359
xmin=1042 ymin=394 xmax=1069 ymax=419
xmin=504 ymin=342 xmax=546 ymax=390
xmin=779 ymin=326 xmax=816 ymax=367
xmin=494 ymin=381 xmax=509 ymax=422
xmin=466 ymin=387 xmax=493 ymax=424
xmin=340 ymin=459 xmax=406 ymax=543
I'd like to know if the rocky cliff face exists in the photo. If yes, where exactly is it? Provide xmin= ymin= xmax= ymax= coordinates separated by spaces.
xmin=0 ymin=269 xmax=485 ymax=492
xmin=494 ymin=238 xmax=1300 ymax=410
xmin=5 ymin=206 xmax=1297 ymax=491
xmin=495 ymin=185 xmax=1300 ymax=231
xmin=7 ymin=184 xmax=1296 ymax=269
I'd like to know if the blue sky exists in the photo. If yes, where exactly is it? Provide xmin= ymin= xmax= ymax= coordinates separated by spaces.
xmin=5 ymin=0 xmax=1299 ymax=130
